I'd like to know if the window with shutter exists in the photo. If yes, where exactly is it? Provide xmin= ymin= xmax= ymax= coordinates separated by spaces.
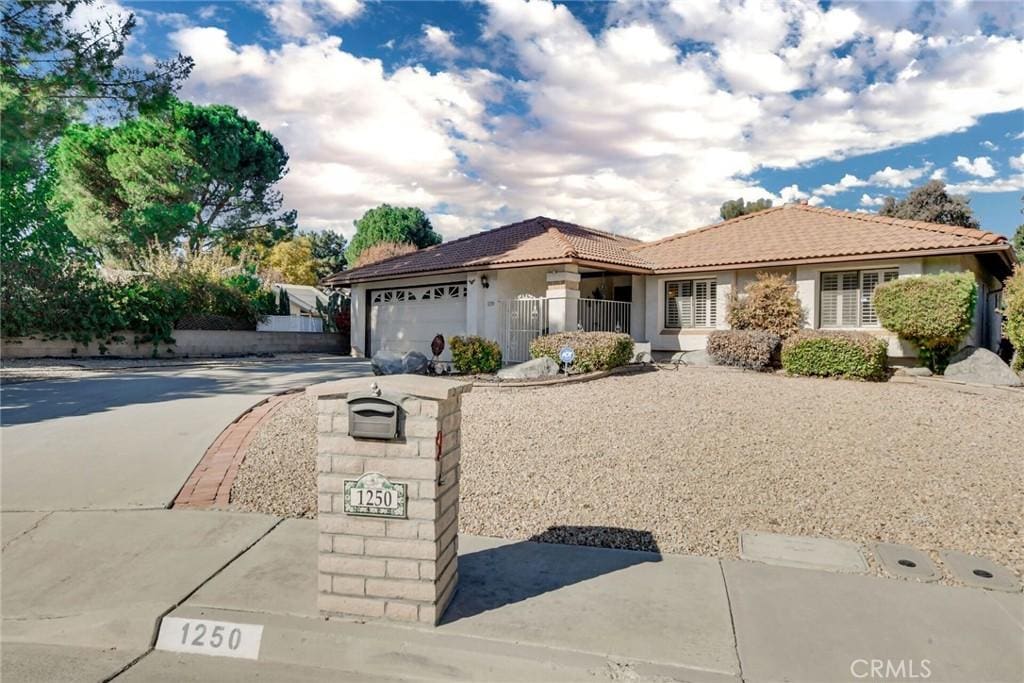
xmin=821 ymin=269 xmax=898 ymax=328
xmin=665 ymin=279 xmax=716 ymax=329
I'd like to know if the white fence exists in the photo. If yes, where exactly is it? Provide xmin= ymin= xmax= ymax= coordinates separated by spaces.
xmin=257 ymin=315 xmax=324 ymax=333
xmin=497 ymin=298 xmax=549 ymax=363
xmin=577 ymin=298 xmax=631 ymax=334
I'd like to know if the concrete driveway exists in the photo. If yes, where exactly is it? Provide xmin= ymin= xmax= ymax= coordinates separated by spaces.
xmin=0 ymin=357 xmax=370 ymax=511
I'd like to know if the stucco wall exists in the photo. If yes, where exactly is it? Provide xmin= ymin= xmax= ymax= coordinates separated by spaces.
xmin=2 ymin=330 xmax=343 ymax=359
xmin=645 ymin=255 xmax=1002 ymax=359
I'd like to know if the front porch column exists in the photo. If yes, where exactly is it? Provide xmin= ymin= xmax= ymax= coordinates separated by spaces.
xmin=546 ymin=265 xmax=580 ymax=333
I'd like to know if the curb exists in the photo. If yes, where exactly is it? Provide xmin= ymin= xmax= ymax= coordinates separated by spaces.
xmin=172 ymin=390 xmax=301 ymax=509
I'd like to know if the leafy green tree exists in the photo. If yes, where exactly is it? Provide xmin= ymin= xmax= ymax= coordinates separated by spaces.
xmin=1012 ymin=223 xmax=1023 ymax=262
xmin=1 ymin=0 xmax=192 ymax=180
xmin=303 ymin=229 xmax=347 ymax=280
xmin=345 ymin=205 xmax=441 ymax=264
xmin=50 ymin=98 xmax=295 ymax=261
xmin=720 ymin=198 xmax=773 ymax=220
xmin=265 ymin=237 xmax=318 ymax=285
xmin=879 ymin=180 xmax=980 ymax=228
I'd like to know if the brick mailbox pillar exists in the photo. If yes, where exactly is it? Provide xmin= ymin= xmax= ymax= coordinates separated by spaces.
xmin=308 ymin=374 xmax=472 ymax=625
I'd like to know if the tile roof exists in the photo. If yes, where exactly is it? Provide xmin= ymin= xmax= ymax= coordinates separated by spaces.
xmin=323 ymin=216 xmax=650 ymax=284
xmin=632 ymin=204 xmax=1010 ymax=271
xmin=323 ymin=205 xmax=1012 ymax=285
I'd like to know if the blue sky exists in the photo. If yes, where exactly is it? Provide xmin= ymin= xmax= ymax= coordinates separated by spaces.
xmin=119 ymin=0 xmax=1023 ymax=240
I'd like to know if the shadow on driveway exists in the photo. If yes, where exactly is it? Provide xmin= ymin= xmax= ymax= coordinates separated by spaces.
xmin=441 ymin=526 xmax=661 ymax=623
xmin=0 ymin=358 xmax=369 ymax=427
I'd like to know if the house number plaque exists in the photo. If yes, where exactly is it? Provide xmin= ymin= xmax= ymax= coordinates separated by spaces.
xmin=344 ymin=472 xmax=407 ymax=518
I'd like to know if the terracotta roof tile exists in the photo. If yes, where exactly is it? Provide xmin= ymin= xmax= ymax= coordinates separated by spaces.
xmin=324 ymin=217 xmax=650 ymax=284
xmin=323 ymin=205 xmax=1011 ymax=285
xmin=632 ymin=204 xmax=1009 ymax=271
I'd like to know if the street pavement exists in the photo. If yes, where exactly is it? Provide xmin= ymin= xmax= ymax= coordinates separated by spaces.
xmin=2 ymin=357 xmax=1022 ymax=682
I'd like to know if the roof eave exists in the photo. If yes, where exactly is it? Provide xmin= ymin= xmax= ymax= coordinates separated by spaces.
xmin=650 ymin=244 xmax=1014 ymax=275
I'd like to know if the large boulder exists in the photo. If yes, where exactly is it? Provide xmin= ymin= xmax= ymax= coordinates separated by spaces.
xmin=943 ymin=346 xmax=1022 ymax=386
xmin=497 ymin=356 xmax=560 ymax=380
xmin=371 ymin=350 xmax=429 ymax=376
xmin=401 ymin=351 xmax=429 ymax=375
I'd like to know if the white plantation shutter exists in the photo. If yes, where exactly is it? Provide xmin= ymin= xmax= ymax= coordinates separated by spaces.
xmin=822 ymin=268 xmax=898 ymax=328
xmin=840 ymin=272 xmax=858 ymax=326
xmin=665 ymin=279 xmax=715 ymax=328
xmin=860 ymin=271 xmax=880 ymax=325
xmin=821 ymin=272 xmax=840 ymax=327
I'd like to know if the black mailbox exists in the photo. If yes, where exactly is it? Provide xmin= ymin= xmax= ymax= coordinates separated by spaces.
xmin=347 ymin=389 xmax=402 ymax=440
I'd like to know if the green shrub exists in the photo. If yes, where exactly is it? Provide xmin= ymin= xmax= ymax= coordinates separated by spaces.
xmin=873 ymin=272 xmax=976 ymax=373
xmin=727 ymin=272 xmax=804 ymax=338
xmin=781 ymin=331 xmax=888 ymax=380
xmin=1003 ymin=266 xmax=1024 ymax=372
xmin=450 ymin=335 xmax=503 ymax=374
xmin=705 ymin=329 xmax=780 ymax=370
xmin=529 ymin=331 xmax=632 ymax=372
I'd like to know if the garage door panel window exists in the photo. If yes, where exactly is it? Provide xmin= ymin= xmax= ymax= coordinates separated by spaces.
xmin=665 ymin=278 xmax=717 ymax=329
xmin=820 ymin=269 xmax=897 ymax=328
xmin=371 ymin=284 xmax=467 ymax=305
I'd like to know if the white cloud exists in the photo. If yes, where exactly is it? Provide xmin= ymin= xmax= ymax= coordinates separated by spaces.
xmin=815 ymin=173 xmax=867 ymax=196
xmin=422 ymin=25 xmax=459 ymax=59
xmin=171 ymin=0 xmax=1024 ymax=240
xmin=981 ymin=139 xmax=998 ymax=151
xmin=867 ymin=164 xmax=932 ymax=188
xmin=778 ymin=184 xmax=809 ymax=203
xmin=946 ymin=174 xmax=1024 ymax=193
xmin=860 ymin=193 xmax=887 ymax=207
xmin=1010 ymin=153 xmax=1024 ymax=171
xmin=262 ymin=0 xmax=362 ymax=38
xmin=931 ymin=167 xmax=947 ymax=180
xmin=952 ymin=155 xmax=997 ymax=178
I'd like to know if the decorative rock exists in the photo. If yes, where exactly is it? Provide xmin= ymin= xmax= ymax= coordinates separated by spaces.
xmin=371 ymin=350 xmax=429 ymax=376
xmin=497 ymin=357 xmax=560 ymax=380
xmin=893 ymin=366 xmax=933 ymax=377
xmin=633 ymin=351 xmax=653 ymax=364
xmin=401 ymin=351 xmax=429 ymax=375
xmin=943 ymin=346 xmax=1022 ymax=386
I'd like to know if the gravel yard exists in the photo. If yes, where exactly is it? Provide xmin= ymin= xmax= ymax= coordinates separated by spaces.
xmin=232 ymin=368 xmax=1023 ymax=580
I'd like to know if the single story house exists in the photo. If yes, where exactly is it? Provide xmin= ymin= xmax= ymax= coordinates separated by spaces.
xmin=321 ymin=204 xmax=1017 ymax=363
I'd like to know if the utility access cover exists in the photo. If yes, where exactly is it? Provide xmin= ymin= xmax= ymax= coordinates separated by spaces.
xmin=740 ymin=532 xmax=868 ymax=573
xmin=939 ymin=550 xmax=1021 ymax=592
xmin=874 ymin=543 xmax=939 ymax=582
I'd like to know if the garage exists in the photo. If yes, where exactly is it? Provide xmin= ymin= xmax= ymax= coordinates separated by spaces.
xmin=368 ymin=282 xmax=467 ymax=361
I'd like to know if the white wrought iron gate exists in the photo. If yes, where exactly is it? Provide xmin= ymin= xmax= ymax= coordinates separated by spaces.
xmin=497 ymin=297 xmax=549 ymax=363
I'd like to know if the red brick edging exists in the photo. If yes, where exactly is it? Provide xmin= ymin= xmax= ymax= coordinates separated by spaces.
xmin=173 ymin=391 xmax=295 ymax=509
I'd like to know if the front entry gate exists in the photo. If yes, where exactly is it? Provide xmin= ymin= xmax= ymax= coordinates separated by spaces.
xmin=497 ymin=297 xmax=548 ymax=363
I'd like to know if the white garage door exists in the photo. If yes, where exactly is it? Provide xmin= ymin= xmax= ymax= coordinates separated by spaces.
xmin=370 ymin=282 xmax=467 ymax=361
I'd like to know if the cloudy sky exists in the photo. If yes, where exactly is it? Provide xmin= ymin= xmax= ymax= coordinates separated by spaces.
xmin=120 ymin=0 xmax=1023 ymax=241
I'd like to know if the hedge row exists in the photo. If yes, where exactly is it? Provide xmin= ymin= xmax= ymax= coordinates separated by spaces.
xmin=450 ymin=335 xmax=503 ymax=374
xmin=706 ymin=329 xmax=780 ymax=370
xmin=530 ymin=331 xmax=633 ymax=372
xmin=781 ymin=331 xmax=888 ymax=380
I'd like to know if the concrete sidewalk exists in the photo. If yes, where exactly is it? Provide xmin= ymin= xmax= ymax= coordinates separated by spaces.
xmin=3 ymin=513 xmax=1021 ymax=682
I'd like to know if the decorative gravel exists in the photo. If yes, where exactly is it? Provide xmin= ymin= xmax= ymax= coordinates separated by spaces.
xmin=231 ymin=394 xmax=318 ymax=518
xmin=232 ymin=368 xmax=1023 ymax=580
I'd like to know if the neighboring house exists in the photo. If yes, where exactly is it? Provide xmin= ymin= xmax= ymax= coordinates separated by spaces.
xmin=321 ymin=205 xmax=1017 ymax=363
xmin=257 ymin=283 xmax=330 ymax=333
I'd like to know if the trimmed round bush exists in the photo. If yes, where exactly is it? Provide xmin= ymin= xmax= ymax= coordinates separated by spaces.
xmin=781 ymin=330 xmax=888 ymax=380
xmin=706 ymin=329 xmax=780 ymax=370
xmin=1003 ymin=266 xmax=1024 ymax=372
xmin=873 ymin=272 xmax=976 ymax=373
xmin=529 ymin=331 xmax=633 ymax=373
xmin=450 ymin=335 xmax=502 ymax=374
